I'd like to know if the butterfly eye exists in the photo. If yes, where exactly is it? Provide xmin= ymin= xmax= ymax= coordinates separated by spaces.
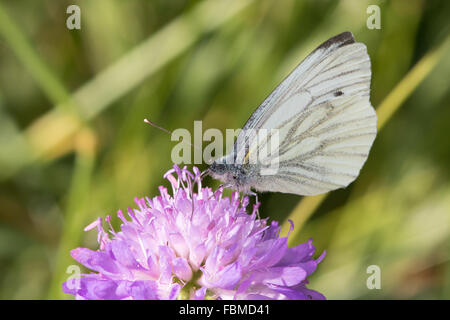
xmin=210 ymin=162 xmax=226 ymax=174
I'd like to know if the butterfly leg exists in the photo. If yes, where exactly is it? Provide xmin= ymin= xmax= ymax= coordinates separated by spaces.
xmin=207 ymin=183 xmax=232 ymax=201
xmin=246 ymin=190 xmax=260 ymax=219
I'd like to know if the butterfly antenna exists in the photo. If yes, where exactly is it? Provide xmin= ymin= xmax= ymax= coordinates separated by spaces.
xmin=144 ymin=118 xmax=203 ymax=153
xmin=144 ymin=118 xmax=172 ymax=135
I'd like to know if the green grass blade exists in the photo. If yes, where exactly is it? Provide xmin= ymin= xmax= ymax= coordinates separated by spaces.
xmin=47 ymin=129 xmax=97 ymax=299
xmin=0 ymin=3 xmax=74 ymax=110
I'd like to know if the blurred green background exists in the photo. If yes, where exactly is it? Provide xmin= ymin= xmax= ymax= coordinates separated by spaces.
xmin=0 ymin=0 xmax=449 ymax=300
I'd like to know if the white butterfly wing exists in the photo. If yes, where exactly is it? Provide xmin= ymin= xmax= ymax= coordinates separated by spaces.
xmin=252 ymin=95 xmax=376 ymax=195
xmin=236 ymin=32 xmax=377 ymax=195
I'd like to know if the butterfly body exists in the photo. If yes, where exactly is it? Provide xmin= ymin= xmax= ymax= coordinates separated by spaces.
xmin=208 ymin=32 xmax=377 ymax=196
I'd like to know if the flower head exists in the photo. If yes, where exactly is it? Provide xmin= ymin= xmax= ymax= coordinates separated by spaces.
xmin=63 ymin=165 xmax=325 ymax=300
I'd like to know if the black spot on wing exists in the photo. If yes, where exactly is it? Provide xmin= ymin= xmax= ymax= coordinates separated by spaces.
xmin=334 ymin=90 xmax=344 ymax=97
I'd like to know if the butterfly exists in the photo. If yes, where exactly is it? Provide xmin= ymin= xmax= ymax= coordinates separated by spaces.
xmin=207 ymin=32 xmax=377 ymax=196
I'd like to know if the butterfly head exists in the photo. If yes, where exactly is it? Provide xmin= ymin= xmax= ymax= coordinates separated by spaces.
xmin=209 ymin=159 xmax=234 ymax=181
xmin=209 ymin=157 xmax=255 ymax=194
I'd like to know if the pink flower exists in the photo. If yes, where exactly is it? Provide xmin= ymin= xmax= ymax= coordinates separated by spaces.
xmin=63 ymin=165 xmax=325 ymax=300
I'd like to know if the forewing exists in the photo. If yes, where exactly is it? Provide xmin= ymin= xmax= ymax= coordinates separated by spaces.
xmin=234 ymin=32 xmax=377 ymax=195
xmin=241 ymin=32 xmax=371 ymax=133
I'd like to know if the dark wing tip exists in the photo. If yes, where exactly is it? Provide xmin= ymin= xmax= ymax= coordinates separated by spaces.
xmin=316 ymin=31 xmax=355 ymax=51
